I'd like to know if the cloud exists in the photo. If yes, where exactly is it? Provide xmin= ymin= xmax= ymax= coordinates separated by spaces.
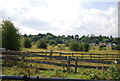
xmin=0 ymin=0 xmax=118 ymax=37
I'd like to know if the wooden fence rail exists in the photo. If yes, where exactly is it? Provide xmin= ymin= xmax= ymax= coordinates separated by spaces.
xmin=27 ymin=51 xmax=119 ymax=56
xmin=2 ymin=50 xmax=120 ymax=73
xmin=2 ymin=56 xmax=109 ymax=69
xmin=0 ymin=75 xmax=115 ymax=81
xmin=2 ymin=50 xmax=120 ymax=60
xmin=2 ymin=52 xmax=119 ymax=64
xmin=2 ymin=50 xmax=119 ymax=55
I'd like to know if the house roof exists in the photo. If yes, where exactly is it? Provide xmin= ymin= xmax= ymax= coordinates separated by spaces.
xmin=99 ymin=43 xmax=106 ymax=46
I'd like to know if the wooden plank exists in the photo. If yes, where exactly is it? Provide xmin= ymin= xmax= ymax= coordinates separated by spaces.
xmin=75 ymin=57 xmax=78 ymax=73
xmin=59 ymin=52 xmax=62 ymax=56
xmin=50 ymin=50 xmax=53 ymax=57
xmin=67 ymin=56 xmax=71 ymax=72
xmin=1 ymin=75 xmax=115 ymax=81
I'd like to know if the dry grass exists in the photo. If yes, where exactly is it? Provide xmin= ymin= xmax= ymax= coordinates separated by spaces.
xmin=20 ymin=46 xmax=120 ymax=70
xmin=3 ymin=46 xmax=120 ymax=77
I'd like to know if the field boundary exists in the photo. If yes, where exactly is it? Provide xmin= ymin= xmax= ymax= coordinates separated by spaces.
xmin=2 ymin=50 xmax=120 ymax=73
xmin=0 ymin=75 xmax=115 ymax=81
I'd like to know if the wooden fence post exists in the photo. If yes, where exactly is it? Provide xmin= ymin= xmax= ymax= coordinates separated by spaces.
xmin=45 ymin=51 xmax=47 ymax=55
xmin=112 ymin=54 xmax=113 ymax=59
xmin=67 ymin=56 xmax=71 ymax=72
xmin=21 ymin=52 xmax=25 ymax=67
xmin=59 ymin=52 xmax=62 ymax=56
xmin=50 ymin=50 xmax=52 ymax=57
xmin=72 ymin=53 xmax=74 ymax=56
xmin=89 ymin=53 xmax=92 ymax=59
xmin=75 ymin=57 xmax=78 ymax=73
xmin=45 ymin=51 xmax=47 ymax=59
xmin=82 ymin=53 xmax=83 ymax=59
xmin=99 ymin=54 xmax=100 ymax=60
xmin=106 ymin=54 xmax=107 ymax=59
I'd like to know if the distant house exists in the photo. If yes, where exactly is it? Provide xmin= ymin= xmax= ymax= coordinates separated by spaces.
xmin=99 ymin=43 xmax=106 ymax=46
xmin=90 ymin=43 xmax=98 ymax=46
xmin=106 ymin=43 xmax=116 ymax=47
xmin=0 ymin=48 xmax=6 ymax=52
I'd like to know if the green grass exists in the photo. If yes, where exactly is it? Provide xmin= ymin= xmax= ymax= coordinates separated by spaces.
xmin=2 ymin=45 xmax=120 ymax=80
xmin=22 ymin=45 xmax=119 ymax=54
xmin=2 ymin=63 xmax=120 ymax=80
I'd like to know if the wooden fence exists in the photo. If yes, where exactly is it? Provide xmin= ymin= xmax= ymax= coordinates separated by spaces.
xmin=2 ymin=50 xmax=120 ymax=73
xmin=0 ymin=75 xmax=115 ymax=81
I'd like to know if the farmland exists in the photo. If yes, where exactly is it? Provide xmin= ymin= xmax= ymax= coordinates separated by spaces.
xmin=2 ymin=46 xmax=120 ymax=80
xmin=1 ymin=20 xmax=120 ymax=80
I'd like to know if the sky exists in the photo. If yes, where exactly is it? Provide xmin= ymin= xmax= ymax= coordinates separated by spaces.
xmin=0 ymin=0 xmax=119 ymax=37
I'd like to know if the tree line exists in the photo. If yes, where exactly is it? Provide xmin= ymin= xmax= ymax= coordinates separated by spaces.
xmin=1 ymin=20 xmax=120 ymax=51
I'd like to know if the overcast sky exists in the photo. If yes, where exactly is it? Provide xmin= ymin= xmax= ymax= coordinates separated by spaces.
xmin=0 ymin=0 xmax=119 ymax=37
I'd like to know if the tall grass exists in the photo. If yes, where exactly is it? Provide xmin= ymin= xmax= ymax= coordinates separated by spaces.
xmin=22 ymin=45 xmax=119 ymax=54
xmin=2 ymin=63 xmax=120 ymax=80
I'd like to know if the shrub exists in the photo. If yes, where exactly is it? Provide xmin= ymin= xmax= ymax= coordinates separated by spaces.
xmin=58 ymin=44 xmax=66 ymax=50
xmin=49 ymin=40 xmax=57 ymax=45
xmin=69 ymin=41 xmax=80 ymax=51
xmin=111 ymin=45 xmax=116 ymax=50
xmin=79 ymin=43 xmax=84 ymax=51
xmin=69 ymin=42 xmax=90 ymax=52
xmin=37 ymin=40 xmax=47 ymax=49
xmin=84 ymin=43 xmax=90 ymax=52
xmin=115 ymin=45 xmax=120 ymax=51
xmin=24 ymin=38 xmax=32 ymax=48
xmin=91 ymin=46 xmax=96 ymax=50
xmin=107 ymin=63 xmax=120 ymax=80
xmin=99 ymin=45 xmax=106 ymax=50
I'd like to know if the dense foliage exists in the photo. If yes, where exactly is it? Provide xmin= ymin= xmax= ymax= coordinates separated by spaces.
xmin=37 ymin=39 xmax=47 ymax=49
xmin=1 ymin=20 xmax=21 ymax=51
xmin=69 ymin=41 xmax=80 ymax=51
xmin=22 ymin=33 xmax=120 ymax=51
xmin=69 ymin=41 xmax=90 ymax=52
xmin=24 ymin=38 xmax=32 ymax=48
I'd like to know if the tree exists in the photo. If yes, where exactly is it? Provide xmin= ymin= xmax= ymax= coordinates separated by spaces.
xmin=115 ymin=45 xmax=120 ymax=51
xmin=69 ymin=41 xmax=80 ymax=51
xmin=24 ymin=34 xmax=28 ymax=37
xmin=49 ymin=40 xmax=57 ymax=45
xmin=0 ymin=29 xmax=2 ymax=48
xmin=55 ymin=38 xmax=63 ymax=44
xmin=37 ymin=40 xmax=47 ymax=49
xmin=1 ymin=20 xmax=21 ymax=51
xmin=24 ymin=38 xmax=32 ymax=48
xmin=79 ymin=43 xmax=84 ymax=51
xmin=99 ymin=45 xmax=106 ymax=50
xmin=75 ymin=35 xmax=79 ymax=39
xmin=84 ymin=43 xmax=90 ymax=52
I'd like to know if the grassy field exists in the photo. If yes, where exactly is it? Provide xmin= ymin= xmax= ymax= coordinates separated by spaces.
xmin=2 ymin=45 xmax=120 ymax=80
xmin=22 ymin=45 xmax=119 ymax=54
xmin=2 ymin=63 xmax=120 ymax=80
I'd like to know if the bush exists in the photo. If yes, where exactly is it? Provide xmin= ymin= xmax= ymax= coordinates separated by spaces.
xmin=91 ymin=46 xmax=96 ymax=50
xmin=49 ymin=40 xmax=57 ymax=45
xmin=88 ymin=63 xmax=120 ymax=80
xmin=24 ymin=38 xmax=32 ymax=48
xmin=111 ymin=45 xmax=120 ymax=51
xmin=115 ymin=45 xmax=120 ymax=51
xmin=69 ymin=42 xmax=90 ymax=52
xmin=107 ymin=63 xmax=120 ymax=80
xmin=99 ymin=45 xmax=106 ymax=50
xmin=37 ymin=40 xmax=47 ymax=49
xmin=111 ymin=45 xmax=116 ymax=50
xmin=84 ymin=43 xmax=90 ymax=52
xmin=58 ymin=44 xmax=66 ymax=50
xmin=79 ymin=43 xmax=84 ymax=51
xmin=69 ymin=41 xmax=80 ymax=51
